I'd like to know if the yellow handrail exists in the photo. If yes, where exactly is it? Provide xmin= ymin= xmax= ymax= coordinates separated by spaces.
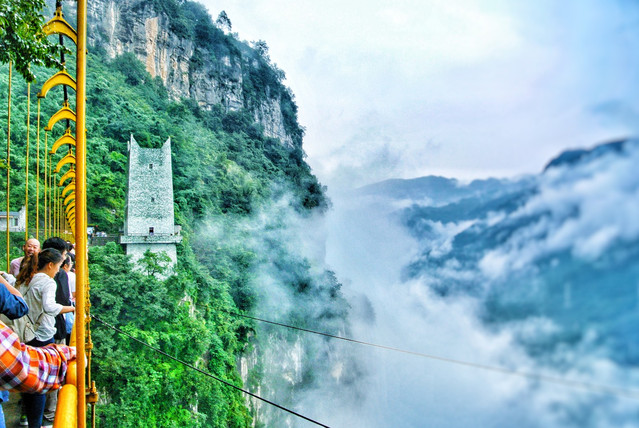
xmin=54 ymin=323 xmax=78 ymax=428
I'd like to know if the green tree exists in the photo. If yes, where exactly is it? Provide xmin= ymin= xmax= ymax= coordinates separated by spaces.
xmin=0 ymin=0 xmax=66 ymax=81
xmin=139 ymin=249 xmax=172 ymax=277
xmin=251 ymin=40 xmax=270 ymax=63
xmin=215 ymin=10 xmax=232 ymax=33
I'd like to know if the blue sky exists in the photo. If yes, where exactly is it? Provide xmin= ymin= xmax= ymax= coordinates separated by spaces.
xmin=201 ymin=0 xmax=639 ymax=188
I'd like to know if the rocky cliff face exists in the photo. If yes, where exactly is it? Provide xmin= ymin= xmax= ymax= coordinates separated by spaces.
xmin=80 ymin=0 xmax=296 ymax=147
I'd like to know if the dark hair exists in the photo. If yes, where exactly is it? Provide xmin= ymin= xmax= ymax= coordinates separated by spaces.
xmin=16 ymin=255 xmax=38 ymax=286
xmin=62 ymin=255 xmax=72 ymax=268
xmin=37 ymin=248 xmax=64 ymax=270
xmin=42 ymin=237 xmax=68 ymax=254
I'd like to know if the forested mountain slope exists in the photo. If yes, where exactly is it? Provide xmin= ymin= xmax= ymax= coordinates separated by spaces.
xmin=1 ymin=1 xmax=350 ymax=426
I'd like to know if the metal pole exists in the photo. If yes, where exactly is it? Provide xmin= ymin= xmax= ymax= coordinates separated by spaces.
xmin=36 ymin=99 xmax=41 ymax=239
xmin=25 ymin=83 xmax=30 ymax=240
xmin=54 ymin=185 xmax=58 ymax=236
xmin=48 ymin=150 xmax=52 ymax=238
xmin=44 ymin=133 xmax=48 ymax=239
xmin=5 ymin=61 xmax=12 ymax=271
xmin=76 ymin=0 xmax=88 ymax=424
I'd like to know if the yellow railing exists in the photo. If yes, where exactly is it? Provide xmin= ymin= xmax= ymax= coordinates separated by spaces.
xmin=41 ymin=1 xmax=91 ymax=426
xmin=4 ymin=2 xmax=93 ymax=425
xmin=54 ymin=326 xmax=78 ymax=428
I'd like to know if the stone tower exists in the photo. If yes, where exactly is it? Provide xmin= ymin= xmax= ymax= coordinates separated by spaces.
xmin=120 ymin=135 xmax=182 ymax=271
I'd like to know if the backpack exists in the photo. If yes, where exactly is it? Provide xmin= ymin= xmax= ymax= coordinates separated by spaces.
xmin=8 ymin=282 xmax=44 ymax=343
xmin=8 ymin=313 xmax=39 ymax=343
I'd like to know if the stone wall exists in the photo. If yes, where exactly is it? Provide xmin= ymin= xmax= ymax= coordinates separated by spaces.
xmin=123 ymin=136 xmax=175 ymax=235
xmin=122 ymin=135 xmax=181 ymax=271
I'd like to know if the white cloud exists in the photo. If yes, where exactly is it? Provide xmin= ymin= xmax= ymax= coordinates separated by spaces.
xmin=203 ymin=0 xmax=639 ymax=188
xmin=192 ymin=2 xmax=639 ymax=425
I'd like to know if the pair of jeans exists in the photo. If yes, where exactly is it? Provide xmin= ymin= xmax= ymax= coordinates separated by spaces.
xmin=22 ymin=394 xmax=46 ymax=428
xmin=22 ymin=336 xmax=55 ymax=428
xmin=0 ymin=390 xmax=7 ymax=428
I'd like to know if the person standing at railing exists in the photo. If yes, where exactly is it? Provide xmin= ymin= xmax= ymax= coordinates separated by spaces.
xmin=9 ymin=239 xmax=40 ymax=277
xmin=0 ymin=274 xmax=29 ymax=428
xmin=0 ymin=323 xmax=76 ymax=428
xmin=61 ymin=256 xmax=75 ymax=345
xmin=14 ymin=248 xmax=75 ymax=428
xmin=39 ymin=239 xmax=74 ymax=426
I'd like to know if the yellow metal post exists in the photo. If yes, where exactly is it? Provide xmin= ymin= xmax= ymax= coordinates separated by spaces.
xmin=48 ymin=152 xmax=52 ymax=237
xmin=5 ymin=61 xmax=11 ymax=271
xmin=25 ymin=83 xmax=30 ymax=240
xmin=76 ymin=0 xmax=88 ymax=425
xmin=36 ymin=100 xmax=41 ymax=239
xmin=55 ymin=186 xmax=59 ymax=236
xmin=44 ymin=133 xmax=48 ymax=239
xmin=53 ymin=180 xmax=57 ymax=237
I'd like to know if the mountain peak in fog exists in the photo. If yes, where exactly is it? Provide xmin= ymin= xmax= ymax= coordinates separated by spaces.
xmin=543 ymin=138 xmax=637 ymax=171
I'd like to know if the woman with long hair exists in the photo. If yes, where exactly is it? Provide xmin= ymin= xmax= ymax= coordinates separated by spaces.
xmin=17 ymin=248 xmax=75 ymax=428
xmin=15 ymin=255 xmax=38 ymax=289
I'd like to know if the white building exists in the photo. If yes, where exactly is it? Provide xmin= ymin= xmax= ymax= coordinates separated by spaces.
xmin=0 ymin=206 xmax=26 ymax=232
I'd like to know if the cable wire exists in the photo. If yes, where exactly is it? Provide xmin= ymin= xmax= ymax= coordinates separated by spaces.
xmin=90 ymin=314 xmax=331 ymax=428
xmin=222 ymin=310 xmax=639 ymax=401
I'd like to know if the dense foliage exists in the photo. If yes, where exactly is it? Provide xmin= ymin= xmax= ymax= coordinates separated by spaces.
xmin=89 ymin=242 xmax=252 ymax=427
xmin=84 ymin=50 xmax=329 ymax=425
xmin=0 ymin=2 xmax=346 ymax=426
xmin=86 ymin=46 xmax=326 ymax=230
xmin=0 ymin=0 xmax=67 ymax=82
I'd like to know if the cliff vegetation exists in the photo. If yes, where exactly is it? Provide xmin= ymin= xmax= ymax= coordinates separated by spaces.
xmin=1 ymin=1 xmax=348 ymax=426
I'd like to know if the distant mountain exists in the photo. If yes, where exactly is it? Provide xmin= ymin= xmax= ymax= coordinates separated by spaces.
xmin=358 ymin=175 xmax=512 ymax=205
xmin=543 ymin=138 xmax=635 ymax=171
xmin=358 ymin=139 xmax=639 ymax=425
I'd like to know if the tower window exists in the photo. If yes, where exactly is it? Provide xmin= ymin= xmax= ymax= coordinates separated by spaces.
xmin=151 ymin=197 xmax=155 ymax=202
xmin=149 ymin=227 xmax=154 ymax=235
xmin=149 ymin=163 xmax=154 ymax=169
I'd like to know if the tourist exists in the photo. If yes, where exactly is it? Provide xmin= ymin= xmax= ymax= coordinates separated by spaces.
xmin=15 ymin=248 xmax=75 ymax=428
xmin=0 ymin=274 xmax=29 ymax=428
xmin=61 ymin=256 xmax=76 ymax=344
xmin=39 ymin=239 xmax=74 ymax=425
xmin=9 ymin=239 xmax=40 ymax=277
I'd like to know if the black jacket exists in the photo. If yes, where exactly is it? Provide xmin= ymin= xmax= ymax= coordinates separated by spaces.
xmin=53 ymin=270 xmax=71 ymax=339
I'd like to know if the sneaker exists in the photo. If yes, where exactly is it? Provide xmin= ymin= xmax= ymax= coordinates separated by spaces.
xmin=42 ymin=416 xmax=54 ymax=427
xmin=19 ymin=415 xmax=28 ymax=426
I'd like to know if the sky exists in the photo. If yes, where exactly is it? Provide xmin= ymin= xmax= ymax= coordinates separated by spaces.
xmin=200 ymin=0 xmax=639 ymax=189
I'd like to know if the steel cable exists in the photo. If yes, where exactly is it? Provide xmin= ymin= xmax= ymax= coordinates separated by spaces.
xmin=90 ymin=314 xmax=331 ymax=428
xmin=222 ymin=310 xmax=639 ymax=400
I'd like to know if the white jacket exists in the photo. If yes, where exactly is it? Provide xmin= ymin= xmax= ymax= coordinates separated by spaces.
xmin=20 ymin=272 xmax=63 ymax=342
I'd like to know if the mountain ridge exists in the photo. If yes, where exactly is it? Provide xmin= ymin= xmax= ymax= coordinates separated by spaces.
xmin=359 ymin=138 xmax=638 ymax=202
xmin=55 ymin=0 xmax=303 ymax=148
